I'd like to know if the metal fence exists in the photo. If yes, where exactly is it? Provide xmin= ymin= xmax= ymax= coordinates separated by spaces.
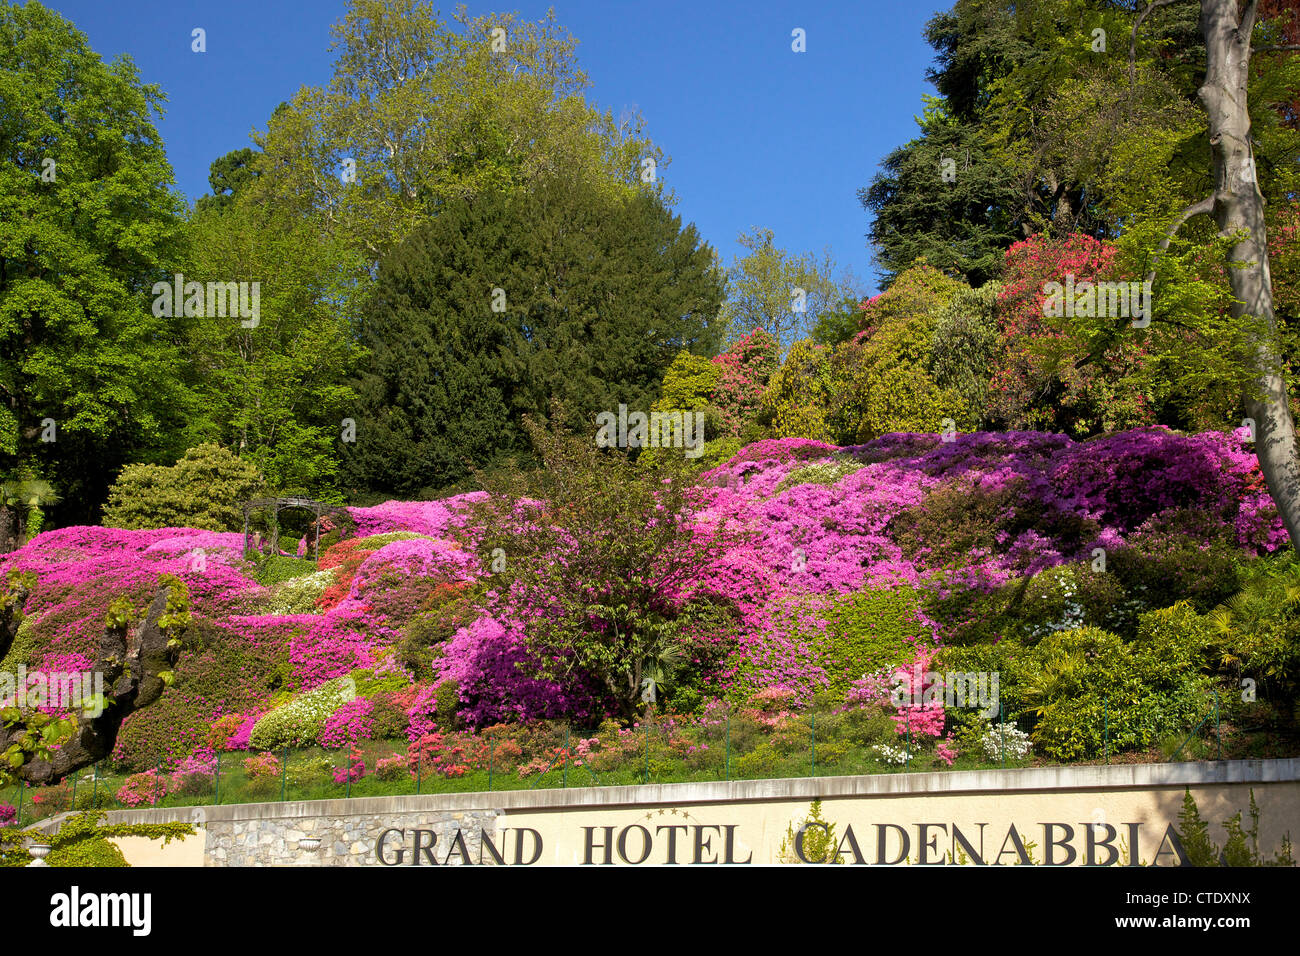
xmin=0 ymin=694 xmax=1228 ymax=829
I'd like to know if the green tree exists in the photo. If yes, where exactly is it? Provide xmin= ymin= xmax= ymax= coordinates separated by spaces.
xmin=811 ymin=295 xmax=871 ymax=347
xmin=342 ymin=175 xmax=724 ymax=495
xmin=719 ymin=228 xmax=855 ymax=350
xmin=193 ymin=147 xmax=258 ymax=216
xmin=859 ymin=1 xmax=1237 ymax=289
xmin=827 ymin=263 xmax=969 ymax=441
xmin=177 ymin=197 xmax=366 ymax=497
xmin=929 ymin=281 xmax=1002 ymax=427
xmin=651 ymin=351 xmax=724 ymax=445
xmin=464 ymin=412 xmax=743 ymax=722
xmin=756 ymin=340 xmax=836 ymax=442
xmin=656 ymin=352 xmax=721 ymax=414
xmin=861 ymin=96 xmax=1025 ymax=288
xmin=0 ymin=0 xmax=190 ymax=529
xmin=248 ymin=0 xmax=664 ymax=264
xmin=102 ymin=444 xmax=265 ymax=533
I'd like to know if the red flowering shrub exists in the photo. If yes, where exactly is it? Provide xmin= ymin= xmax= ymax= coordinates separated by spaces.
xmin=711 ymin=328 xmax=780 ymax=437
xmin=332 ymin=749 xmax=366 ymax=783
xmin=406 ymin=733 xmax=472 ymax=778
xmin=117 ymin=770 xmax=171 ymax=808
xmin=206 ymin=714 xmax=245 ymax=750
xmin=243 ymin=752 xmax=281 ymax=779
xmin=988 ymin=233 xmax=1156 ymax=436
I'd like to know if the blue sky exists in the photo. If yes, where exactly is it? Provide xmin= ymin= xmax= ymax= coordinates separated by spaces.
xmin=42 ymin=0 xmax=949 ymax=293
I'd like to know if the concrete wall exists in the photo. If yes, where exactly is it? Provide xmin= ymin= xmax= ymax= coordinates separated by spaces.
xmin=36 ymin=759 xmax=1299 ymax=866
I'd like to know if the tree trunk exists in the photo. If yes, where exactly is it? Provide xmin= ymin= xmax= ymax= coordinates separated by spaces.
xmin=1200 ymin=0 xmax=1300 ymax=550
xmin=0 ymin=504 xmax=17 ymax=554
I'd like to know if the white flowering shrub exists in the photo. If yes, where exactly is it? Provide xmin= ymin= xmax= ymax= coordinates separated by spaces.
xmin=980 ymin=723 xmax=1033 ymax=761
xmin=776 ymin=458 xmax=864 ymax=492
xmin=1024 ymin=567 xmax=1086 ymax=641
xmin=263 ymin=569 xmax=335 ymax=615
xmin=249 ymin=676 xmax=356 ymax=750
xmin=872 ymin=743 xmax=912 ymax=765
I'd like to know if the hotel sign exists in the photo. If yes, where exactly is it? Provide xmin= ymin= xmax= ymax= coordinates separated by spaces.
xmin=374 ymin=818 xmax=1195 ymax=866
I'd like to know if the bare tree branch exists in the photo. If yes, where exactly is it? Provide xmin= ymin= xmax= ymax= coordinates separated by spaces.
xmin=1254 ymin=44 xmax=1300 ymax=52
xmin=1240 ymin=0 xmax=1260 ymax=40
xmin=1130 ymin=0 xmax=1179 ymax=87
xmin=1145 ymin=194 xmax=1217 ymax=286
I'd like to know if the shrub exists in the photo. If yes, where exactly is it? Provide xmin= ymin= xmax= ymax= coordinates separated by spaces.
xmin=0 ymin=804 xmax=14 ymax=827
xmin=116 ymin=771 xmax=171 ymax=808
xmin=1176 ymin=788 xmax=1297 ymax=867
xmin=774 ymin=457 xmax=864 ymax=493
xmin=778 ymin=799 xmax=841 ymax=864
xmin=374 ymin=755 xmax=410 ymax=781
xmin=839 ymin=706 xmax=899 ymax=748
xmin=245 ymin=775 xmax=279 ymax=798
xmin=1203 ymin=557 xmax=1300 ymax=719
xmin=32 ymin=785 xmax=72 ymax=815
xmin=769 ymin=715 xmax=812 ymax=755
xmin=263 ymin=570 xmax=335 ymax=615
xmin=333 ymin=750 xmax=366 ymax=784
xmin=319 ymin=697 xmax=375 ymax=749
xmin=463 ymin=412 xmax=744 ymax=724
xmin=169 ymin=750 xmax=217 ymax=796
xmin=872 ymin=743 xmax=912 ymax=765
xmin=248 ymin=676 xmax=357 ymax=750
xmin=254 ymin=556 xmax=319 ymax=588
xmin=206 ymin=714 xmax=245 ymax=751
xmin=102 ymin=443 xmax=265 ymax=532
xmin=73 ymin=787 xmax=112 ymax=811
xmin=731 ymin=744 xmax=780 ymax=778
xmin=809 ymin=587 xmax=931 ymax=703
xmin=1020 ymin=624 xmax=1214 ymax=761
xmin=980 ymin=723 xmax=1033 ymax=761
xmin=1108 ymin=511 xmax=1247 ymax=617
xmin=285 ymin=755 xmax=334 ymax=788
xmin=711 ymin=328 xmax=780 ymax=437
xmin=243 ymin=752 xmax=282 ymax=779
xmin=369 ymin=692 xmax=411 ymax=740
xmin=815 ymin=740 xmax=851 ymax=765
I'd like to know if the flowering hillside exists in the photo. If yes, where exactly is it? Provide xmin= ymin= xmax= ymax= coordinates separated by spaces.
xmin=0 ymin=426 xmax=1283 ymax=772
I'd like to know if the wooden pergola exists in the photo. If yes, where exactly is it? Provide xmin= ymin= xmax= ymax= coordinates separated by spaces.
xmin=241 ymin=497 xmax=348 ymax=562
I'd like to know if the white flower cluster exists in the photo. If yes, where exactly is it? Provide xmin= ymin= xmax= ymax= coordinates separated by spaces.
xmin=248 ymin=675 xmax=356 ymax=750
xmin=980 ymin=723 xmax=1033 ymax=761
xmin=779 ymin=458 xmax=864 ymax=492
xmin=872 ymin=743 xmax=912 ymax=765
xmin=1027 ymin=569 xmax=1085 ymax=641
xmin=263 ymin=569 xmax=335 ymax=615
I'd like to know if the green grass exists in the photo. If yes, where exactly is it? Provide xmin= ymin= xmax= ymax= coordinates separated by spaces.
xmin=0 ymin=738 xmax=1040 ymax=827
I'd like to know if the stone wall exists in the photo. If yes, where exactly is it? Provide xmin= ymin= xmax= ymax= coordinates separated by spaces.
xmin=205 ymin=807 xmax=501 ymax=866
xmin=34 ymin=758 xmax=1299 ymax=866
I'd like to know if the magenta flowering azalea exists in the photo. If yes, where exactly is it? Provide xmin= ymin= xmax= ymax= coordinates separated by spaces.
xmin=0 ymin=425 xmax=1282 ymax=767
xmin=319 ymin=698 xmax=375 ymax=749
